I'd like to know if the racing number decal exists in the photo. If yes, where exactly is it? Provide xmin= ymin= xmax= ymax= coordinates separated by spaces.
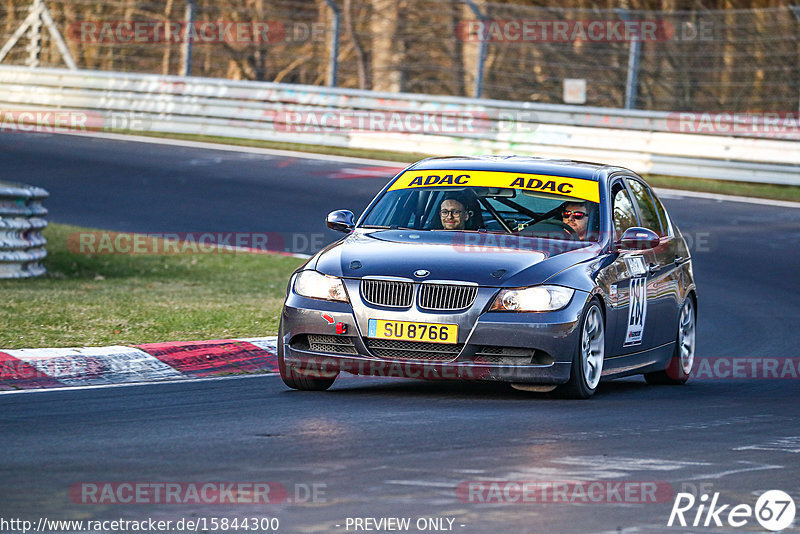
xmin=625 ymin=276 xmax=648 ymax=346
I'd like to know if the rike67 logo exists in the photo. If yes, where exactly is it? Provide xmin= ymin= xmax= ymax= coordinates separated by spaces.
xmin=668 ymin=490 xmax=795 ymax=531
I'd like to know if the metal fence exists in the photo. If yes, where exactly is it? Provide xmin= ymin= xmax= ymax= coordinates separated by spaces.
xmin=0 ymin=181 xmax=48 ymax=279
xmin=1 ymin=65 xmax=798 ymax=185
xmin=1 ymin=0 xmax=799 ymax=113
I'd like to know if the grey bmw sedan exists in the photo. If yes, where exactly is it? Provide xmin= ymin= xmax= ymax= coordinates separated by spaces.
xmin=278 ymin=156 xmax=697 ymax=398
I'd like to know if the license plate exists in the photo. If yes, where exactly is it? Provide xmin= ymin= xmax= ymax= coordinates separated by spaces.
xmin=367 ymin=319 xmax=458 ymax=344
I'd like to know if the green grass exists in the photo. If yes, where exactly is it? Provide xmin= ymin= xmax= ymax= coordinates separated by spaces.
xmin=0 ymin=224 xmax=304 ymax=349
xmin=642 ymin=174 xmax=800 ymax=202
xmin=116 ymin=130 xmax=800 ymax=202
xmin=125 ymin=130 xmax=433 ymax=164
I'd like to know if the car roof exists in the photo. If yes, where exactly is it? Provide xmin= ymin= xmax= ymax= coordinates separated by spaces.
xmin=406 ymin=155 xmax=621 ymax=182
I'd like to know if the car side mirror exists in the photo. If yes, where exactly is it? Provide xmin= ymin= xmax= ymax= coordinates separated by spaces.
xmin=326 ymin=210 xmax=355 ymax=233
xmin=617 ymin=227 xmax=660 ymax=250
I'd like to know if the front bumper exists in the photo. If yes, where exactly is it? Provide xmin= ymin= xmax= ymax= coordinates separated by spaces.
xmin=280 ymin=289 xmax=589 ymax=385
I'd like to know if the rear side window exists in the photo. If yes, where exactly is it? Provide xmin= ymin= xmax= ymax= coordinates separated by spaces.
xmin=627 ymin=179 xmax=663 ymax=235
xmin=651 ymin=193 xmax=671 ymax=236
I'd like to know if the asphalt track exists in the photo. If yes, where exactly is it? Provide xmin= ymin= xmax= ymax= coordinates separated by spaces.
xmin=1 ymin=133 xmax=799 ymax=533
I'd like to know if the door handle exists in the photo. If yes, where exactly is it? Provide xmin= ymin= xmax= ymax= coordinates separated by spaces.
xmin=674 ymin=256 xmax=684 ymax=264
xmin=648 ymin=263 xmax=658 ymax=274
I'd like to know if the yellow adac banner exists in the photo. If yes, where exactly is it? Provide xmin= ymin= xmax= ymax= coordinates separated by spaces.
xmin=388 ymin=170 xmax=600 ymax=203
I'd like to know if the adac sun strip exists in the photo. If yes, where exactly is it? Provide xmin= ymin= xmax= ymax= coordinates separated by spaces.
xmin=388 ymin=170 xmax=600 ymax=203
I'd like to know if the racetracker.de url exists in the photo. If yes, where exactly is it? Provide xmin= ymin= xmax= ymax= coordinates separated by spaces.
xmin=0 ymin=517 xmax=280 ymax=533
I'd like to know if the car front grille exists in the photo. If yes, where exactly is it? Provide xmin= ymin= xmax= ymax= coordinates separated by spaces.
xmin=295 ymin=334 xmax=358 ymax=355
xmin=361 ymin=279 xmax=414 ymax=308
xmin=365 ymin=338 xmax=463 ymax=361
xmin=360 ymin=279 xmax=478 ymax=310
xmin=418 ymin=283 xmax=478 ymax=311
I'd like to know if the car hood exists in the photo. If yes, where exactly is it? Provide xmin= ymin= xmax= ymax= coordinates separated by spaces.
xmin=312 ymin=229 xmax=601 ymax=287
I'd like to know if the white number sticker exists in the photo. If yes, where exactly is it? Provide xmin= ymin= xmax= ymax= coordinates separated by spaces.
xmin=624 ymin=276 xmax=647 ymax=346
xmin=624 ymin=255 xmax=647 ymax=277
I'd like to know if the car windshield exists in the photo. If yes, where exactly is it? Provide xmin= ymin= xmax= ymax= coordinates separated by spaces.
xmin=361 ymin=170 xmax=601 ymax=242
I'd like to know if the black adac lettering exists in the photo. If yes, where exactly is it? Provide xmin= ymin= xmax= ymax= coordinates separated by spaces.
xmin=455 ymin=174 xmax=470 ymax=184
xmin=424 ymin=175 xmax=441 ymax=185
xmin=526 ymin=178 xmax=544 ymax=189
xmin=510 ymin=177 xmax=525 ymax=187
xmin=541 ymin=180 xmax=557 ymax=192
xmin=439 ymin=174 xmax=454 ymax=185
xmin=408 ymin=176 xmax=423 ymax=186
xmin=557 ymin=182 xmax=573 ymax=194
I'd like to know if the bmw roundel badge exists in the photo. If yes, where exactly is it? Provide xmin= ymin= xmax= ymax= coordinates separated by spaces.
xmin=414 ymin=269 xmax=430 ymax=278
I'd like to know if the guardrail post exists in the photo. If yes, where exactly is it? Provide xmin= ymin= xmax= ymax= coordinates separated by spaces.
xmin=324 ymin=0 xmax=341 ymax=87
xmin=180 ymin=0 xmax=195 ymax=77
xmin=618 ymin=8 xmax=641 ymax=110
xmin=463 ymin=0 xmax=487 ymax=99
xmin=0 ymin=0 xmax=76 ymax=69
xmin=0 ymin=181 xmax=48 ymax=279
xmin=792 ymin=6 xmax=800 ymax=113
xmin=25 ymin=0 xmax=43 ymax=67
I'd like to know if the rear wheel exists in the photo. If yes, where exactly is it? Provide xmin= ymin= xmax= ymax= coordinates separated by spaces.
xmin=645 ymin=297 xmax=695 ymax=385
xmin=556 ymin=299 xmax=605 ymax=399
xmin=278 ymin=320 xmax=338 ymax=391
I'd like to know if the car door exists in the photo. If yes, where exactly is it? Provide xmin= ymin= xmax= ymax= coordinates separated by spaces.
xmin=625 ymin=177 xmax=683 ymax=347
xmin=608 ymin=178 xmax=659 ymax=354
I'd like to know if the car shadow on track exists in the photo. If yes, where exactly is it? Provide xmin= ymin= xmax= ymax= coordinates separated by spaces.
xmin=283 ymin=375 xmax=654 ymax=401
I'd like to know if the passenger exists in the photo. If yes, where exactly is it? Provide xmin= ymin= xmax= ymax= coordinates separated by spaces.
xmin=561 ymin=201 xmax=594 ymax=240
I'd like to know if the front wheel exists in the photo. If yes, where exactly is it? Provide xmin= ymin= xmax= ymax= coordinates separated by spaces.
xmin=556 ymin=299 xmax=605 ymax=399
xmin=645 ymin=297 xmax=695 ymax=385
xmin=278 ymin=320 xmax=338 ymax=391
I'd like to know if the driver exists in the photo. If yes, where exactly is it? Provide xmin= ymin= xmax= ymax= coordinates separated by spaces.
xmin=439 ymin=197 xmax=470 ymax=230
xmin=562 ymin=201 xmax=593 ymax=240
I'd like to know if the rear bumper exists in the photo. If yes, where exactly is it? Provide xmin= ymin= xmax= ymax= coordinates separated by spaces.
xmin=280 ymin=290 xmax=588 ymax=385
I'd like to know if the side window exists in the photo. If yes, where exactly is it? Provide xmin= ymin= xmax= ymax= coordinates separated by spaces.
xmin=651 ymin=193 xmax=671 ymax=237
xmin=627 ymin=179 xmax=662 ymax=235
xmin=611 ymin=182 xmax=638 ymax=240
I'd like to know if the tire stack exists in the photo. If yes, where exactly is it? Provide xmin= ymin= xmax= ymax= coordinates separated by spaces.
xmin=0 ymin=181 xmax=48 ymax=278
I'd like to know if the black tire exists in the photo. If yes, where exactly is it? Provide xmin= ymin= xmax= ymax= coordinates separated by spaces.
xmin=645 ymin=297 xmax=695 ymax=386
xmin=555 ymin=298 xmax=606 ymax=399
xmin=277 ymin=320 xmax=338 ymax=391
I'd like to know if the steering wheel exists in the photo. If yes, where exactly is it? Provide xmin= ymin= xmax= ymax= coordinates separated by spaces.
xmin=520 ymin=219 xmax=579 ymax=240
xmin=548 ymin=219 xmax=580 ymax=240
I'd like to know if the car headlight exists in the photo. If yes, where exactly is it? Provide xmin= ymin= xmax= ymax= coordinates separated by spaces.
xmin=490 ymin=285 xmax=574 ymax=312
xmin=293 ymin=270 xmax=348 ymax=302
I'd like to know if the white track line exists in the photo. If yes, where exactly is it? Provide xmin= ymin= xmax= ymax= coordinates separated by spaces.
xmin=0 ymin=372 xmax=278 ymax=396
xmin=656 ymin=187 xmax=800 ymax=209
xmin=58 ymin=130 xmax=407 ymax=167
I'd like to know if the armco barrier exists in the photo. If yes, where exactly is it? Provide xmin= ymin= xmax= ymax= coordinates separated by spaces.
xmin=0 ymin=181 xmax=48 ymax=278
xmin=0 ymin=66 xmax=798 ymax=185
